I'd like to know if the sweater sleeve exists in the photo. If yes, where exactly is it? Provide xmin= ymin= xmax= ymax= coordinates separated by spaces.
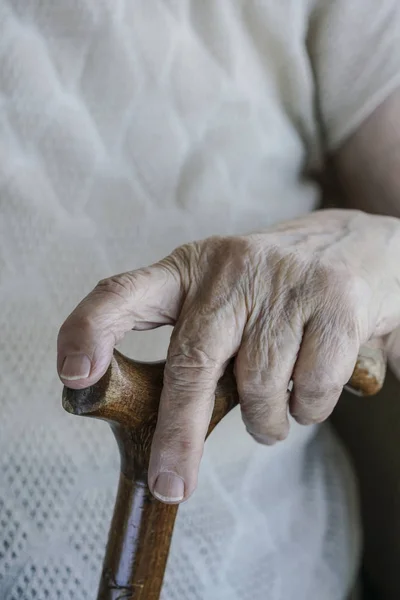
xmin=307 ymin=0 xmax=400 ymax=152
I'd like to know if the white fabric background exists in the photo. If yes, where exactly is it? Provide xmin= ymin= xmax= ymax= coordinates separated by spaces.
xmin=3 ymin=0 xmax=400 ymax=598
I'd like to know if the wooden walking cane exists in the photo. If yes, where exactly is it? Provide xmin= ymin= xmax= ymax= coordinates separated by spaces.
xmin=62 ymin=344 xmax=386 ymax=600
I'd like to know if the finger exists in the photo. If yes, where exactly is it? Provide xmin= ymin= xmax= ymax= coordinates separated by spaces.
xmin=148 ymin=303 xmax=243 ymax=504
xmin=234 ymin=307 xmax=303 ymax=444
xmin=57 ymin=263 xmax=181 ymax=389
xmin=290 ymin=316 xmax=360 ymax=425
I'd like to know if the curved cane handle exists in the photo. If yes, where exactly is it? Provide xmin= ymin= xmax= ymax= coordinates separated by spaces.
xmin=62 ymin=350 xmax=239 ymax=471
xmin=63 ymin=344 xmax=386 ymax=441
xmin=62 ymin=344 xmax=386 ymax=600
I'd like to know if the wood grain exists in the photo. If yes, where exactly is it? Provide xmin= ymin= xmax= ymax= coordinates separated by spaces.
xmin=62 ymin=345 xmax=386 ymax=599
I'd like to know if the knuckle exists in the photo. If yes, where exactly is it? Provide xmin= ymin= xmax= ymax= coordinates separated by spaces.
xmin=95 ymin=272 xmax=139 ymax=300
xmin=313 ymin=270 xmax=368 ymax=340
xmin=292 ymin=380 xmax=342 ymax=424
xmin=168 ymin=346 xmax=219 ymax=371
xmin=241 ymin=400 xmax=288 ymax=441
xmin=217 ymin=235 xmax=261 ymax=272
xmin=167 ymin=243 xmax=197 ymax=275
xmin=164 ymin=351 xmax=221 ymax=391
xmin=170 ymin=236 xmax=251 ymax=302
xmin=231 ymin=235 xmax=257 ymax=258
xmin=335 ymin=280 xmax=363 ymax=315
xmin=209 ymin=236 xmax=255 ymax=285
xmin=239 ymin=383 xmax=283 ymax=406
xmin=240 ymin=396 xmax=267 ymax=422
xmin=295 ymin=379 xmax=343 ymax=403
xmin=319 ymin=268 xmax=367 ymax=312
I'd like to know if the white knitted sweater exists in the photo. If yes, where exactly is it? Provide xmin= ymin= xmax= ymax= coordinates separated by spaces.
xmin=2 ymin=1 xmax=400 ymax=598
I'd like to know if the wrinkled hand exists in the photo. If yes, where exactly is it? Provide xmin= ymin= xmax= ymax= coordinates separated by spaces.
xmin=57 ymin=209 xmax=400 ymax=504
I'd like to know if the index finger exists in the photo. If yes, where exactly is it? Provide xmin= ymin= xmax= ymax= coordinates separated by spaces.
xmin=148 ymin=304 xmax=243 ymax=503
xmin=57 ymin=264 xmax=181 ymax=389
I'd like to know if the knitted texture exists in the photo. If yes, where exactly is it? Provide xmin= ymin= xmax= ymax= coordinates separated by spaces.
xmin=0 ymin=1 xmax=368 ymax=598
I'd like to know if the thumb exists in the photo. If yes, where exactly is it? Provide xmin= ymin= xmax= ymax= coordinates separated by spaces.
xmin=57 ymin=263 xmax=182 ymax=389
xmin=386 ymin=326 xmax=400 ymax=381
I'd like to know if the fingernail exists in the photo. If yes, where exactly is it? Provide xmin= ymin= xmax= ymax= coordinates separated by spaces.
xmin=153 ymin=471 xmax=185 ymax=503
xmin=61 ymin=354 xmax=91 ymax=380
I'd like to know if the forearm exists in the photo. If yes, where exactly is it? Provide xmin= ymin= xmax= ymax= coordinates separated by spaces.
xmin=333 ymin=89 xmax=400 ymax=219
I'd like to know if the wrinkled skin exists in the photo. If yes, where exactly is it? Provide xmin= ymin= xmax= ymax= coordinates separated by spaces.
xmin=57 ymin=209 xmax=400 ymax=503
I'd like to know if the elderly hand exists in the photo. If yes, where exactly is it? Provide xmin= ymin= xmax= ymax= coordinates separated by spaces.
xmin=57 ymin=209 xmax=400 ymax=504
